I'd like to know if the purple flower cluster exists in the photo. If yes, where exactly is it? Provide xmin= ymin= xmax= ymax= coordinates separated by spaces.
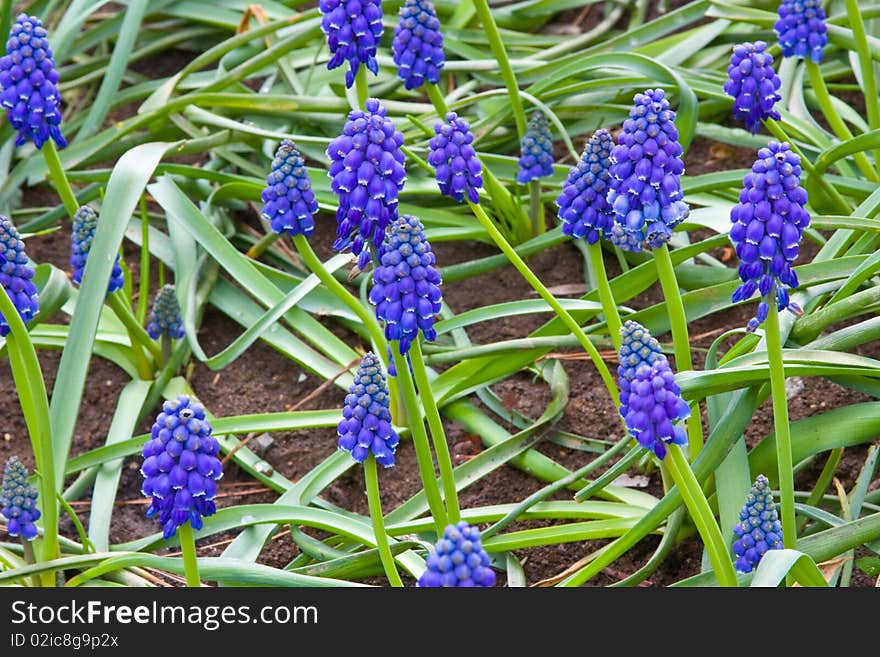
xmin=723 ymin=41 xmax=781 ymax=134
xmin=0 ymin=456 xmax=40 ymax=541
xmin=260 ymin=140 xmax=318 ymax=238
xmin=618 ymin=321 xmax=689 ymax=460
xmin=607 ymin=89 xmax=689 ymax=253
xmin=729 ymin=141 xmax=809 ymax=332
xmin=417 ymin=521 xmax=496 ymax=587
xmin=775 ymin=0 xmax=827 ymax=63
xmin=70 ymin=205 xmax=124 ymax=296
xmin=369 ymin=215 xmax=442 ymax=355
xmin=337 ymin=352 xmax=399 ymax=467
xmin=0 ymin=215 xmax=39 ymax=337
xmin=140 ymin=395 xmax=223 ymax=540
xmin=516 ymin=110 xmax=554 ymax=184
xmin=393 ymin=0 xmax=445 ymax=90
xmin=146 ymin=284 xmax=184 ymax=341
xmin=732 ymin=474 xmax=783 ymax=574
xmin=319 ymin=0 xmax=383 ymax=88
xmin=0 ymin=14 xmax=65 ymax=149
xmin=556 ymin=129 xmax=614 ymax=243
xmin=428 ymin=112 xmax=482 ymax=204
xmin=327 ymin=98 xmax=406 ymax=270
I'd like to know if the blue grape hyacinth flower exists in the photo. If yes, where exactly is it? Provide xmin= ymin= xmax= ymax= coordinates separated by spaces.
xmin=775 ymin=0 xmax=827 ymax=63
xmin=319 ymin=0 xmax=383 ymax=88
xmin=723 ymin=41 xmax=782 ymax=134
xmin=418 ymin=521 xmax=496 ymax=587
xmin=393 ymin=0 xmax=445 ymax=90
xmin=0 ymin=214 xmax=39 ymax=337
xmin=1 ymin=456 xmax=40 ymax=541
xmin=607 ymin=89 xmax=689 ymax=252
xmin=327 ymin=98 xmax=407 ymax=270
xmin=146 ymin=284 xmax=185 ymax=341
xmin=369 ymin=215 xmax=442 ymax=355
xmin=732 ymin=474 xmax=784 ymax=573
xmin=0 ymin=14 xmax=66 ymax=149
xmin=428 ymin=111 xmax=483 ymax=204
xmin=556 ymin=128 xmax=614 ymax=243
xmin=729 ymin=141 xmax=810 ymax=332
xmin=337 ymin=352 xmax=399 ymax=467
xmin=70 ymin=205 xmax=124 ymax=296
xmin=618 ymin=321 xmax=690 ymax=460
xmin=516 ymin=110 xmax=554 ymax=184
xmin=140 ymin=395 xmax=223 ymax=540
xmin=260 ymin=139 xmax=318 ymax=238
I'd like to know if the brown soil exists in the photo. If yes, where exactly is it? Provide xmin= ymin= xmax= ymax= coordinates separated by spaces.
xmin=1 ymin=2 xmax=878 ymax=588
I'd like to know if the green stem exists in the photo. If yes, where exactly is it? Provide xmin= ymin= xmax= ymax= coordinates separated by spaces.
xmin=409 ymin=341 xmax=460 ymax=524
xmin=471 ymin=0 xmax=527 ymax=138
xmin=654 ymin=244 xmax=703 ymax=457
xmin=245 ymin=231 xmax=279 ymax=259
xmin=844 ymin=0 xmax=880 ymax=169
xmin=42 ymin=141 xmax=79 ymax=218
xmin=425 ymin=82 xmax=449 ymax=116
xmin=391 ymin=348 xmax=448 ymax=535
xmin=355 ymin=66 xmax=369 ymax=110
xmin=136 ymin=194 xmax=150 ymax=324
xmin=764 ymin=301 xmax=797 ymax=555
xmin=529 ymin=180 xmax=544 ymax=237
xmin=363 ymin=456 xmax=404 ymax=587
xmin=160 ymin=335 xmax=171 ymax=370
xmin=587 ymin=241 xmax=623 ymax=350
xmin=764 ymin=119 xmax=851 ymax=214
xmin=292 ymin=235 xmax=387 ymax=359
xmin=107 ymin=291 xmax=159 ymax=378
xmin=177 ymin=522 xmax=201 ymax=587
xmin=21 ymin=541 xmax=41 ymax=587
xmin=469 ymin=201 xmax=620 ymax=408
xmin=805 ymin=61 xmax=879 ymax=183
xmin=665 ymin=444 xmax=738 ymax=587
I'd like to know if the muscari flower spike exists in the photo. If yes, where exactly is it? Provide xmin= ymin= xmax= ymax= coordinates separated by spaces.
xmin=146 ymin=284 xmax=184 ymax=341
xmin=724 ymin=41 xmax=782 ymax=134
xmin=70 ymin=205 xmax=124 ymax=295
xmin=607 ymin=88 xmax=689 ymax=253
xmin=0 ymin=456 xmax=40 ymax=541
xmin=140 ymin=395 xmax=223 ymax=540
xmin=729 ymin=141 xmax=809 ymax=332
xmin=775 ymin=0 xmax=827 ymax=64
xmin=393 ymin=0 xmax=445 ymax=90
xmin=327 ymin=98 xmax=407 ymax=270
xmin=418 ymin=521 xmax=496 ymax=587
xmin=617 ymin=321 xmax=690 ymax=460
xmin=260 ymin=140 xmax=318 ymax=238
xmin=0 ymin=14 xmax=66 ymax=149
xmin=556 ymin=128 xmax=614 ymax=244
xmin=516 ymin=110 xmax=554 ymax=184
xmin=337 ymin=352 xmax=399 ymax=467
xmin=369 ymin=215 xmax=442 ymax=355
xmin=0 ymin=215 xmax=39 ymax=337
xmin=319 ymin=0 xmax=383 ymax=88
xmin=732 ymin=474 xmax=784 ymax=573
xmin=428 ymin=111 xmax=482 ymax=204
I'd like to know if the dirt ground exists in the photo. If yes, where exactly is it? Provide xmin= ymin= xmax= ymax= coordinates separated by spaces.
xmin=1 ymin=2 xmax=878 ymax=587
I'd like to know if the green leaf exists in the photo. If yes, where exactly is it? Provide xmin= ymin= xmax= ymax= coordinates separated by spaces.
xmin=750 ymin=550 xmax=829 ymax=587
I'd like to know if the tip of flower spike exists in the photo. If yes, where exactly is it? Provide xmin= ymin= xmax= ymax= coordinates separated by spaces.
xmin=1 ymin=456 xmax=41 ymax=542
xmin=337 ymin=353 xmax=399 ymax=467
xmin=418 ymin=521 xmax=496 ymax=587
xmin=261 ymin=139 xmax=317 ymax=238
